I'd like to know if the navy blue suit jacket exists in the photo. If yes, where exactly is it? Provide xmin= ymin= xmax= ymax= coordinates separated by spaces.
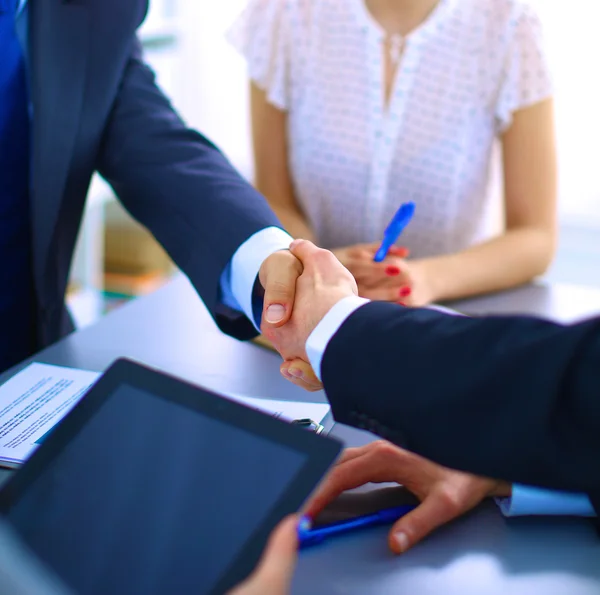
xmin=28 ymin=0 xmax=278 ymax=348
xmin=321 ymin=303 xmax=600 ymax=516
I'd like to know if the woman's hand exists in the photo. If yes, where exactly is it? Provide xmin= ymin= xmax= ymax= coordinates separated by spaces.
xmin=331 ymin=244 xmax=434 ymax=306
xmin=306 ymin=441 xmax=511 ymax=554
xmin=228 ymin=515 xmax=299 ymax=595
xmin=381 ymin=256 xmax=436 ymax=307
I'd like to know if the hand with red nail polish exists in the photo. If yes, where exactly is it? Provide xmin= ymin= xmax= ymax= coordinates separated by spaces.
xmin=388 ymin=246 xmax=410 ymax=258
xmin=330 ymin=247 xmax=434 ymax=306
xmin=329 ymin=244 xmax=436 ymax=306
xmin=330 ymin=243 xmax=420 ymax=303
xmin=385 ymin=259 xmax=436 ymax=307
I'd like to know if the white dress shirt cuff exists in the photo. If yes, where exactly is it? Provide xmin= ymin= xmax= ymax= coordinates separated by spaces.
xmin=496 ymin=484 xmax=596 ymax=517
xmin=220 ymin=227 xmax=293 ymax=330
xmin=305 ymin=296 xmax=370 ymax=381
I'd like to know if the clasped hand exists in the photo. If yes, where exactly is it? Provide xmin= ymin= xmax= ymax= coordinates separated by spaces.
xmin=251 ymin=247 xmax=509 ymax=594
xmin=332 ymin=243 xmax=434 ymax=307
xmin=260 ymin=239 xmax=436 ymax=388
xmin=261 ymin=240 xmax=358 ymax=391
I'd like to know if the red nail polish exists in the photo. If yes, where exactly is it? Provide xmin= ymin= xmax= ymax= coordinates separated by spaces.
xmin=399 ymin=287 xmax=412 ymax=298
xmin=386 ymin=266 xmax=401 ymax=276
xmin=390 ymin=247 xmax=409 ymax=258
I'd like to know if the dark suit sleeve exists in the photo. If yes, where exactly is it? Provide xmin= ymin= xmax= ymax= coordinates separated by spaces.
xmin=321 ymin=302 xmax=600 ymax=495
xmin=96 ymin=41 xmax=281 ymax=340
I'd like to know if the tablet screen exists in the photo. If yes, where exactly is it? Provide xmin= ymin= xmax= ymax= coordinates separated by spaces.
xmin=3 ymin=384 xmax=308 ymax=595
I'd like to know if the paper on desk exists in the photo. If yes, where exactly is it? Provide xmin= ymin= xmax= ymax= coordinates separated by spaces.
xmin=228 ymin=394 xmax=330 ymax=424
xmin=0 ymin=363 xmax=331 ymax=468
xmin=0 ymin=363 xmax=101 ymax=468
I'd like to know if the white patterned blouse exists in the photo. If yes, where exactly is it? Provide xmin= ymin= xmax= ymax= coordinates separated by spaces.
xmin=228 ymin=0 xmax=553 ymax=257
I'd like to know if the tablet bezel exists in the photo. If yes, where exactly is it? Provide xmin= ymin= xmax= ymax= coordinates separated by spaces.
xmin=0 ymin=358 xmax=342 ymax=594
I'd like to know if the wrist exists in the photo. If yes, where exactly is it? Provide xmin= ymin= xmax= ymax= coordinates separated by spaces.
xmin=413 ymin=257 xmax=449 ymax=304
xmin=305 ymin=295 xmax=369 ymax=381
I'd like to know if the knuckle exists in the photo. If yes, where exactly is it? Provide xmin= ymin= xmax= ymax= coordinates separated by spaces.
xmin=312 ymin=249 xmax=328 ymax=265
xmin=371 ymin=440 xmax=389 ymax=452
xmin=372 ymin=440 xmax=399 ymax=460
xmin=313 ymin=248 xmax=336 ymax=266
xmin=435 ymin=485 xmax=465 ymax=514
xmin=267 ymin=250 xmax=302 ymax=272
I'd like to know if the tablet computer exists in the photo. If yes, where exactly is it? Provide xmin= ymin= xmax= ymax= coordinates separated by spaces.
xmin=0 ymin=358 xmax=342 ymax=595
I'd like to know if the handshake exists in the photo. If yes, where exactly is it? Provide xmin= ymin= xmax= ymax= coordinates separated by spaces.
xmin=258 ymin=239 xmax=361 ymax=392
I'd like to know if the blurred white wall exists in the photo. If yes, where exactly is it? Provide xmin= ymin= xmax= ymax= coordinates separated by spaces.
xmin=175 ymin=0 xmax=253 ymax=179
xmin=529 ymin=0 xmax=600 ymax=227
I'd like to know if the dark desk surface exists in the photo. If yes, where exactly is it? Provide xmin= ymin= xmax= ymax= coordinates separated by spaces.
xmin=1 ymin=276 xmax=599 ymax=594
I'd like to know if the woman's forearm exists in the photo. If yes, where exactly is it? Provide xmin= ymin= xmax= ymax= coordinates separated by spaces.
xmin=268 ymin=201 xmax=316 ymax=242
xmin=419 ymin=227 xmax=556 ymax=303
xmin=250 ymin=82 xmax=316 ymax=243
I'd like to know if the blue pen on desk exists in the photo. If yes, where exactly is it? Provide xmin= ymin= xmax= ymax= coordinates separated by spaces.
xmin=373 ymin=202 xmax=416 ymax=262
xmin=298 ymin=505 xmax=417 ymax=549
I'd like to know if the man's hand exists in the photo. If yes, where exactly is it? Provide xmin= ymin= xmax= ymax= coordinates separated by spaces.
xmin=280 ymin=359 xmax=323 ymax=392
xmin=306 ymin=441 xmax=511 ymax=555
xmin=228 ymin=515 xmax=299 ymax=595
xmin=262 ymin=240 xmax=358 ymax=362
xmin=259 ymin=250 xmax=303 ymax=327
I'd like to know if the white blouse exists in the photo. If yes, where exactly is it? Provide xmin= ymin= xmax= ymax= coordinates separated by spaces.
xmin=228 ymin=0 xmax=553 ymax=257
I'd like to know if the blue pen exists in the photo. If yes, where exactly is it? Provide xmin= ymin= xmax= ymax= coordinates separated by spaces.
xmin=373 ymin=202 xmax=416 ymax=262
xmin=298 ymin=505 xmax=416 ymax=548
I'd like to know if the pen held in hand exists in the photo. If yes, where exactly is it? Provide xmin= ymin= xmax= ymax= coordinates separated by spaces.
xmin=373 ymin=202 xmax=416 ymax=263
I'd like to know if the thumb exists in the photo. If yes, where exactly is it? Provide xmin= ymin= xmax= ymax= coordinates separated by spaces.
xmin=248 ymin=515 xmax=299 ymax=592
xmin=387 ymin=495 xmax=457 ymax=555
xmin=261 ymin=251 xmax=303 ymax=328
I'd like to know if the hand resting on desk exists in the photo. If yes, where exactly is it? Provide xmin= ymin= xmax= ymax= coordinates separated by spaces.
xmin=331 ymin=244 xmax=421 ymax=304
xmin=306 ymin=441 xmax=511 ymax=555
xmin=225 ymin=440 xmax=509 ymax=594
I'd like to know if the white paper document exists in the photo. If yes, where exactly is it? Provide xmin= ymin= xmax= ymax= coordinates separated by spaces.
xmin=0 ymin=363 xmax=331 ymax=468
xmin=228 ymin=395 xmax=330 ymax=425
xmin=0 ymin=363 xmax=100 ymax=468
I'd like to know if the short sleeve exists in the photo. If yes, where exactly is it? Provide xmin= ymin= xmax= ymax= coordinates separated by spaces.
xmin=227 ymin=0 xmax=292 ymax=111
xmin=495 ymin=4 xmax=553 ymax=133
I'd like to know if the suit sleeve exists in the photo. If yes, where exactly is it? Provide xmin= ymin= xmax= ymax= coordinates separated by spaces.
xmin=96 ymin=41 xmax=281 ymax=340
xmin=321 ymin=302 xmax=600 ymax=495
